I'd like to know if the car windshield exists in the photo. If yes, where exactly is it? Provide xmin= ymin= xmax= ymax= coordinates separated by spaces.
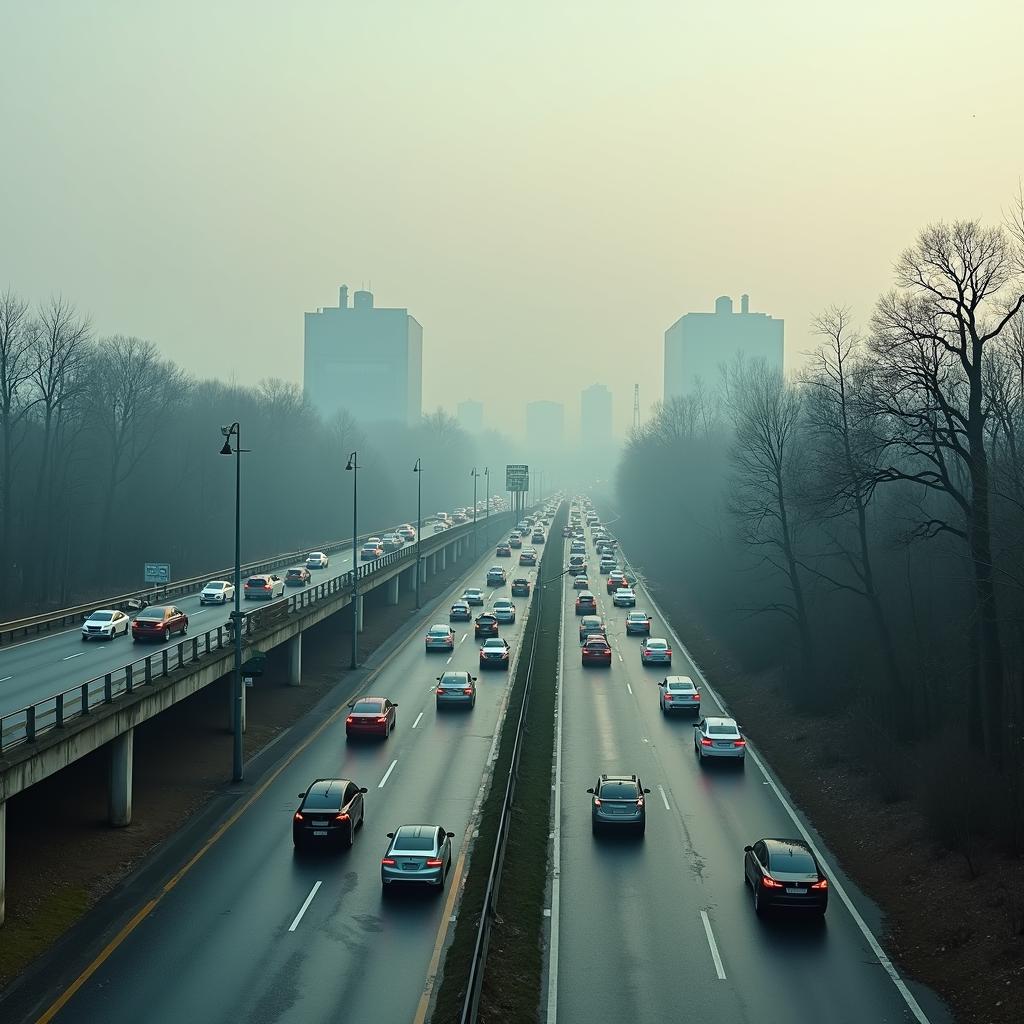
xmin=138 ymin=608 xmax=169 ymax=620
xmin=599 ymin=782 xmax=638 ymax=799
xmin=709 ymin=724 xmax=738 ymax=735
xmin=352 ymin=700 xmax=382 ymax=714
xmin=394 ymin=833 xmax=435 ymax=852
xmin=770 ymin=849 xmax=817 ymax=874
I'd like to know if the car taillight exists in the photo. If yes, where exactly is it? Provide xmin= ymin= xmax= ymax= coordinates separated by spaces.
xmin=381 ymin=858 xmax=396 ymax=866
xmin=426 ymin=858 xmax=443 ymax=868
xmin=811 ymin=878 xmax=828 ymax=890
xmin=665 ymin=649 xmax=672 ymax=656
xmin=294 ymin=812 xmax=304 ymax=821
xmin=761 ymin=876 xmax=783 ymax=888
xmin=733 ymin=739 xmax=746 ymax=747
xmin=693 ymin=692 xmax=701 ymax=700
xmin=636 ymin=798 xmax=644 ymax=807
xmin=346 ymin=716 xmax=353 ymax=724
xmin=376 ymin=716 xmax=387 ymax=724
xmin=593 ymin=798 xmax=601 ymax=806
xmin=335 ymin=813 xmax=350 ymax=822
xmin=463 ymin=688 xmax=473 ymax=695
xmin=436 ymin=687 xmax=444 ymax=695
xmin=263 ymin=585 xmax=271 ymax=590
xmin=701 ymin=737 xmax=713 ymax=746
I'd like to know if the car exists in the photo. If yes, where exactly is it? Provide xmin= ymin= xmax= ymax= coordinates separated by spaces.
xmin=432 ymin=523 xmax=448 ymax=534
xmin=382 ymin=534 xmax=404 ymax=552
xmin=496 ymin=543 xmax=512 ymax=557
xmin=578 ymin=615 xmax=606 ymax=642
xmin=625 ymin=610 xmax=652 ymax=635
xmin=509 ymin=534 xmax=523 ymax=549
xmin=570 ymin=540 xmax=586 ymax=555
xmin=346 ymin=696 xmax=398 ymax=738
xmin=200 ymin=580 xmax=235 ymax=604
xmin=641 ymin=637 xmax=672 ymax=666
xmin=613 ymin=587 xmax=636 ymax=607
xmin=425 ymin=623 xmax=456 ymax=650
xmin=293 ymin=778 xmax=367 ymax=851
xmin=493 ymin=599 xmax=516 ymax=623
xmin=519 ymin=549 xmax=537 ymax=566
xmin=575 ymin=591 xmax=597 ymax=615
xmin=659 ymin=675 xmax=701 ymax=713
xmin=435 ymin=670 xmax=477 ymax=708
xmin=479 ymin=636 xmax=511 ymax=669
xmin=694 ymin=716 xmax=746 ymax=763
xmin=463 ymin=588 xmax=484 ymax=606
xmin=568 ymin=555 xmax=587 ymax=576
xmin=366 ymin=536 xmax=383 ymax=546
xmin=606 ymin=571 xmax=628 ymax=594
xmin=599 ymin=557 xmax=617 ymax=575
xmin=306 ymin=551 xmax=330 ymax=569
xmin=743 ymin=838 xmax=829 ymax=916
xmin=81 ymin=609 xmax=130 ymax=641
xmin=562 ymin=525 xmax=573 ymax=537
xmin=360 ymin=542 xmax=383 ymax=561
xmin=244 ymin=574 xmax=285 ymax=599
xmin=532 ymin=531 xmax=545 ymax=544
xmin=397 ymin=525 xmax=416 ymax=542
xmin=285 ymin=566 xmax=311 ymax=586
xmin=587 ymin=774 xmax=650 ymax=836
xmin=449 ymin=601 xmax=472 ymax=622
xmin=511 ymin=578 xmax=531 ymax=597
xmin=132 ymin=605 xmax=188 ymax=642
xmin=572 ymin=574 xmax=590 ymax=591
xmin=475 ymin=613 xmax=499 ymax=638
xmin=381 ymin=824 xmax=455 ymax=892
xmin=581 ymin=636 xmax=613 ymax=666
xmin=486 ymin=566 xmax=507 ymax=587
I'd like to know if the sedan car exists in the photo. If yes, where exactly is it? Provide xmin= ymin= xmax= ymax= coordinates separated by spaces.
xmin=572 ymin=574 xmax=590 ymax=591
xmin=496 ymin=543 xmax=512 ymax=557
xmin=575 ymin=591 xmax=598 ymax=615
xmin=397 ymin=525 xmax=416 ymax=542
xmin=479 ymin=636 xmax=511 ymax=669
xmin=567 ymin=556 xmax=587 ymax=577
xmin=81 ymin=609 xmax=130 ymax=641
xmin=613 ymin=587 xmax=637 ymax=607
xmin=346 ymin=696 xmax=397 ymax=739
xmin=381 ymin=824 xmax=455 ymax=893
xmin=132 ymin=605 xmax=188 ymax=642
xmin=581 ymin=636 xmax=613 ymax=667
xmin=486 ymin=566 xmax=507 ymax=587
xmin=293 ymin=778 xmax=367 ymax=851
xmin=285 ymin=566 xmax=311 ymax=586
xmin=462 ymin=588 xmax=484 ymax=606
xmin=509 ymin=534 xmax=523 ymax=549
xmin=744 ymin=838 xmax=829 ymax=916
xmin=449 ymin=601 xmax=472 ymax=622
xmin=519 ymin=549 xmax=537 ymax=566
xmin=659 ymin=676 xmax=700 ymax=713
xmin=493 ymin=599 xmax=516 ymax=623
xmin=606 ymin=571 xmax=629 ymax=594
xmin=578 ymin=615 xmax=606 ymax=643
xmin=511 ymin=578 xmax=531 ymax=597
xmin=244 ymin=574 xmax=284 ymax=600
xmin=425 ymin=623 xmax=456 ymax=651
xmin=694 ymin=716 xmax=746 ymax=763
xmin=641 ymin=637 xmax=672 ymax=666
xmin=532 ymin=531 xmax=545 ymax=544
xmin=570 ymin=540 xmax=587 ymax=555
xmin=200 ymin=580 xmax=235 ymax=605
xmin=474 ymin=613 xmax=499 ymax=638
xmin=599 ymin=557 xmax=617 ymax=575
xmin=588 ymin=774 xmax=651 ymax=836
xmin=360 ymin=543 xmax=383 ymax=561
xmin=436 ymin=671 xmax=476 ymax=708
xmin=306 ymin=551 xmax=329 ymax=569
xmin=382 ymin=534 xmax=404 ymax=552
xmin=625 ymin=610 xmax=652 ymax=635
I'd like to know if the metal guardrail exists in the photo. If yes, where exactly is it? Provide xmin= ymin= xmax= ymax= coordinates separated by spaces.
xmin=0 ymin=513 xmax=514 ymax=753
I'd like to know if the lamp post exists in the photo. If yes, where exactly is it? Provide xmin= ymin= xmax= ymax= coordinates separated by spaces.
xmin=219 ymin=422 xmax=246 ymax=782
xmin=471 ymin=468 xmax=480 ymax=559
xmin=484 ymin=466 xmax=490 ymax=546
xmin=346 ymin=451 xmax=359 ymax=669
xmin=414 ymin=458 xmax=422 ymax=609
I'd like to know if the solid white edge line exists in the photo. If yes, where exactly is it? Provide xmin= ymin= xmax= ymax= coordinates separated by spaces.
xmin=62 ymin=652 xmax=85 ymax=661
xmin=288 ymin=880 xmax=322 ymax=932
xmin=699 ymin=910 xmax=727 ymax=980
xmin=412 ymin=711 xmax=424 ymax=729
xmin=377 ymin=759 xmax=398 ymax=788
xmin=634 ymin=561 xmax=933 ymax=1024
xmin=657 ymin=784 xmax=670 ymax=811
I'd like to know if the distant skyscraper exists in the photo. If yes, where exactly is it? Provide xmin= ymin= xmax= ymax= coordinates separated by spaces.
xmin=664 ymin=294 xmax=784 ymax=399
xmin=304 ymin=285 xmax=423 ymax=426
xmin=525 ymin=400 xmax=564 ymax=451
xmin=580 ymin=384 xmax=613 ymax=444
xmin=457 ymin=399 xmax=484 ymax=435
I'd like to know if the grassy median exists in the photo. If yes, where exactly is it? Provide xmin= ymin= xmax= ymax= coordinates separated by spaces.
xmin=431 ymin=504 xmax=565 ymax=1023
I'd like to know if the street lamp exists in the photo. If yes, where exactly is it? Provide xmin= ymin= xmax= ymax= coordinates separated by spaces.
xmin=219 ymin=422 xmax=247 ymax=783
xmin=413 ymin=458 xmax=422 ymax=609
xmin=471 ymin=468 xmax=480 ymax=559
xmin=346 ymin=451 xmax=359 ymax=669
xmin=484 ymin=467 xmax=490 ymax=546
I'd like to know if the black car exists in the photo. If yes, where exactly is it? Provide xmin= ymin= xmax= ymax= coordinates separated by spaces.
xmin=285 ymin=566 xmax=311 ymax=586
xmin=743 ymin=838 xmax=828 ymax=916
xmin=475 ymin=613 xmax=499 ymax=638
xmin=293 ymin=778 xmax=368 ymax=851
xmin=511 ymin=578 xmax=531 ymax=597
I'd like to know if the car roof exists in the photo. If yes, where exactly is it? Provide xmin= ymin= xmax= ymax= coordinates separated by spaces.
xmin=440 ymin=670 xmax=471 ymax=681
xmin=306 ymin=778 xmax=353 ymax=795
xmin=646 ymin=637 xmax=668 ymax=644
xmin=429 ymin=623 xmax=451 ymax=630
xmin=627 ymin=610 xmax=648 ymax=616
xmin=395 ymin=824 xmax=440 ymax=838
xmin=665 ymin=675 xmax=696 ymax=686
xmin=761 ymin=838 xmax=816 ymax=859
xmin=482 ymin=637 xmax=506 ymax=645
xmin=352 ymin=696 xmax=385 ymax=707
xmin=494 ymin=598 xmax=513 ymax=604
xmin=703 ymin=716 xmax=737 ymax=727
xmin=599 ymin=773 xmax=639 ymax=783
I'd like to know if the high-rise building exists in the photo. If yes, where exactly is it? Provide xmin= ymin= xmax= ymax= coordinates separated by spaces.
xmin=457 ymin=399 xmax=484 ymax=435
xmin=304 ymin=285 xmax=423 ymax=426
xmin=664 ymin=294 xmax=784 ymax=399
xmin=580 ymin=384 xmax=613 ymax=444
xmin=525 ymin=400 xmax=564 ymax=451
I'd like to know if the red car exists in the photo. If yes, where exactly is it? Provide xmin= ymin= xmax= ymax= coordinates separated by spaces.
xmin=285 ymin=566 xmax=311 ymax=586
xmin=132 ymin=605 xmax=188 ymax=643
xmin=346 ymin=696 xmax=398 ymax=739
xmin=581 ymin=636 xmax=613 ymax=667
xmin=607 ymin=572 xmax=630 ymax=594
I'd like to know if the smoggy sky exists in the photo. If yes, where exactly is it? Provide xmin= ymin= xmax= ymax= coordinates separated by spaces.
xmin=2 ymin=0 xmax=1022 ymax=438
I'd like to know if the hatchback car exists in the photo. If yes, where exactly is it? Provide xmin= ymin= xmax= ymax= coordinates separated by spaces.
xmin=486 ymin=566 xmax=507 ymax=586
xmin=496 ymin=543 xmax=512 ymax=557
xmin=493 ymin=599 xmax=516 ymax=623
xmin=519 ymin=549 xmax=537 ymax=566
xmin=81 ymin=609 xmax=130 ymax=641
xmin=293 ymin=778 xmax=367 ymax=851
xmin=449 ymin=601 xmax=472 ymax=622
xmin=200 ymin=580 xmax=235 ymax=604
xmin=360 ymin=543 xmax=383 ymax=561
xmin=381 ymin=824 xmax=455 ymax=892
xmin=588 ymin=774 xmax=651 ymax=836
xmin=578 ymin=615 xmax=606 ymax=643
xmin=132 ymin=605 xmax=188 ymax=642
xmin=285 ymin=566 xmax=311 ymax=586
xmin=572 ymin=574 xmax=591 ymax=591
xmin=694 ymin=717 xmax=746 ymax=763
xmin=435 ymin=671 xmax=477 ymax=708
xmin=659 ymin=676 xmax=701 ymax=713
xmin=575 ymin=591 xmax=597 ymax=615
xmin=568 ymin=555 xmax=587 ymax=576
xmin=346 ymin=696 xmax=398 ymax=739
xmin=641 ymin=638 xmax=672 ymax=666
xmin=582 ymin=636 xmax=613 ymax=667
xmin=599 ymin=557 xmax=617 ymax=574
xmin=474 ymin=613 xmax=499 ymax=638
xmin=462 ymin=588 xmax=484 ymax=606
xmin=511 ymin=578 xmax=531 ymax=597
xmin=744 ymin=838 xmax=829 ymax=916
xmin=425 ymin=624 xmax=456 ymax=651
xmin=625 ymin=610 xmax=652 ymax=635
xmin=613 ymin=587 xmax=637 ymax=607
xmin=306 ymin=551 xmax=330 ymax=569
xmin=479 ymin=636 xmax=511 ymax=669
xmin=244 ymin=574 xmax=284 ymax=600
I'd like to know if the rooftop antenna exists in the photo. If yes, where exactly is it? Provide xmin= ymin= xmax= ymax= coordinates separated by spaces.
xmin=632 ymin=384 xmax=640 ymax=432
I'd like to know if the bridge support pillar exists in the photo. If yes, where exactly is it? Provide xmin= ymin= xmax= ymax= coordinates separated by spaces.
xmin=439 ymin=547 xmax=446 ymax=572
xmin=419 ymin=556 xmax=428 ymax=584
xmin=0 ymin=800 xmax=6 ymax=925
xmin=287 ymin=633 xmax=302 ymax=685
xmin=386 ymin=575 xmax=400 ymax=606
xmin=108 ymin=728 xmax=134 ymax=827
xmin=356 ymin=594 xmax=364 ymax=633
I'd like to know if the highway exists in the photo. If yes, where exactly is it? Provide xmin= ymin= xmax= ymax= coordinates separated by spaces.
xmin=21 ymin=541 xmax=539 ymax=1024
xmin=548 ymin=511 xmax=950 ymax=1024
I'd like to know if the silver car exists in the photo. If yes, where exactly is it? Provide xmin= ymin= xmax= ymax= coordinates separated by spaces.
xmin=381 ymin=824 xmax=455 ymax=892
xmin=640 ymin=638 xmax=672 ymax=666
xmin=659 ymin=675 xmax=701 ymax=714
xmin=435 ymin=671 xmax=476 ymax=708
xmin=306 ymin=551 xmax=329 ymax=569
xmin=493 ymin=599 xmax=516 ymax=623
xmin=694 ymin=716 xmax=746 ymax=763
xmin=613 ymin=587 xmax=636 ymax=607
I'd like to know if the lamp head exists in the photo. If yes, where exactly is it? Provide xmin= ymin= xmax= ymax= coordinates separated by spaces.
xmin=219 ymin=439 xmax=233 ymax=456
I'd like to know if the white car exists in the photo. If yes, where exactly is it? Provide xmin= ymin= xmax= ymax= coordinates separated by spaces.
xmin=694 ymin=717 xmax=746 ymax=763
xmin=200 ymin=580 xmax=235 ymax=604
xmin=306 ymin=552 xmax=329 ymax=569
xmin=613 ymin=587 xmax=636 ymax=607
xmin=659 ymin=676 xmax=701 ymax=714
xmin=462 ymin=588 xmax=485 ymax=606
xmin=493 ymin=599 xmax=516 ymax=623
xmin=82 ymin=609 xmax=130 ymax=641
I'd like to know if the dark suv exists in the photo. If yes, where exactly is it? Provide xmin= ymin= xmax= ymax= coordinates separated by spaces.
xmin=743 ymin=838 xmax=829 ymax=916
xmin=587 ymin=774 xmax=651 ymax=836
xmin=293 ymin=778 xmax=367 ymax=851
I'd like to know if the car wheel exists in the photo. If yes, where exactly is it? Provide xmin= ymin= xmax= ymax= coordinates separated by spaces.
xmin=163 ymin=628 xmax=171 ymax=642
xmin=181 ymin=623 xmax=188 ymax=636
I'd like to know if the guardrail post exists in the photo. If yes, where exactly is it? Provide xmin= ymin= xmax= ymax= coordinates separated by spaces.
xmin=125 ymin=664 xmax=134 ymax=694
xmin=162 ymin=649 xmax=169 ymax=676
xmin=81 ymin=682 xmax=90 ymax=714
xmin=177 ymin=642 xmax=184 ymax=669
xmin=55 ymin=692 xmax=64 ymax=727
xmin=192 ymin=637 xmax=199 ymax=662
xmin=104 ymin=673 xmax=113 ymax=702
xmin=217 ymin=626 xmax=223 ymax=649
xmin=26 ymin=705 xmax=36 ymax=741
xmin=145 ymin=657 xmax=153 ymax=684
